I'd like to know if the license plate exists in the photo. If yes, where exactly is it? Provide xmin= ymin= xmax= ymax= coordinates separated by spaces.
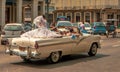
xmin=19 ymin=46 xmax=26 ymax=51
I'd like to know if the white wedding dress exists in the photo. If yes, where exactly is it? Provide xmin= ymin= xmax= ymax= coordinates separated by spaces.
xmin=21 ymin=16 xmax=61 ymax=38
xmin=21 ymin=27 xmax=61 ymax=38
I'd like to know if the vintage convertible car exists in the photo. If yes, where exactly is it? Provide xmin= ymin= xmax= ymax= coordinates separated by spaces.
xmin=5 ymin=27 xmax=101 ymax=63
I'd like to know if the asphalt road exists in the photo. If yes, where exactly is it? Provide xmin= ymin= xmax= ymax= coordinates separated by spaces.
xmin=0 ymin=35 xmax=120 ymax=72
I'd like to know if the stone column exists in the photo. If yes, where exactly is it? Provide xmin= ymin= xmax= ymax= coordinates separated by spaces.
xmin=42 ymin=1 xmax=45 ymax=15
xmin=93 ymin=12 xmax=96 ymax=22
xmin=0 ymin=0 xmax=6 ymax=30
xmin=114 ymin=13 xmax=117 ymax=26
xmin=102 ymin=13 xmax=105 ymax=22
xmin=104 ymin=13 xmax=107 ymax=21
xmin=32 ymin=0 xmax=38 ymax=22
xmin=16 ymin=0 xmax=22 ymax=23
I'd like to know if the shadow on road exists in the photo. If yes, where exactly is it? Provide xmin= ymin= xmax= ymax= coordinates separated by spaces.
xmin=11 ymin=53 xmax=109 ymax=69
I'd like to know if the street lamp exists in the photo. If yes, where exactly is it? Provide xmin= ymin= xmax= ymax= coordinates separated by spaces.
xmin=45 ymin=0 xmax=51 ymax=20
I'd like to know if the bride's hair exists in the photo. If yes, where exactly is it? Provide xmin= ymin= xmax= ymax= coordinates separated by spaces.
xmin=42 ymin=15 xmax=46 ymax=19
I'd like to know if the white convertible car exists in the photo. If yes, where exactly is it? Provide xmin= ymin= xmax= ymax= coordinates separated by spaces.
xmin=5 ymin=23 xmax=101 ymax=63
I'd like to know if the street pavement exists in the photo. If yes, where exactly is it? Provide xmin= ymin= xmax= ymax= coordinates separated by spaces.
xmin=0 ymin=35 xmax=120 ymax=72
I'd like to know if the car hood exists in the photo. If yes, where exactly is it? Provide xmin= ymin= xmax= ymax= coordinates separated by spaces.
xmin=57 ymin=28 xmax=69 ymax=32
xmin=85 ymin=27 xmax=91 ymax=30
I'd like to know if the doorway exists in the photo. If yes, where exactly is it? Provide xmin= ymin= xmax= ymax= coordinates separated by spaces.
xmin=5 ymin=6 xmax=11 ymax=23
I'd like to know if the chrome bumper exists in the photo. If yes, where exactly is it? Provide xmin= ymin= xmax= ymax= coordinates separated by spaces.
xmin=5 ymin=46 xmax=41 ymax=58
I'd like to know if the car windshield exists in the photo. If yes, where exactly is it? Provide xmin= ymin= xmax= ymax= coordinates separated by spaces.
xmin=95 ymin=22 xmax=105 ymax=26
xmin=57 ymin=22 xmax=72 ymax=27
xmin=84 ymin=24 xmax=91 ymax=27
xmin=72 ymin=23 xmax=78 ymax=27
xmin=4 ymin=25 xmax=23 ymax=31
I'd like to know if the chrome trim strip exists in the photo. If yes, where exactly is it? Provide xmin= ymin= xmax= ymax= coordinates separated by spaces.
xmin=38 ymin=41 xmax=76 ymax=47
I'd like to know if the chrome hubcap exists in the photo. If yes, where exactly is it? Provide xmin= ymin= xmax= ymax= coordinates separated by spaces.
xmin=51 ymin=52 xmax=59 ymax=62
xmin=92 ymin=45 xmax=97 ymax=54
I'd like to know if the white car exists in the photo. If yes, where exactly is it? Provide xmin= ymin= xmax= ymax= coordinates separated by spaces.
xmin=5 ymin=27 xmax=101 ymax=63
xmin=1 ymin=23 xmax=25 ymax=45
xmin=84 ymin=23 xmax=92 ymax=33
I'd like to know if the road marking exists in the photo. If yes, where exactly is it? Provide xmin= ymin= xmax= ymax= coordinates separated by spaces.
xmin=112 ymin=45 xmax=120 ymax=47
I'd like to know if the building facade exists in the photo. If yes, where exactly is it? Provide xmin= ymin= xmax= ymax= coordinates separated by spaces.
xmin=50 ymin=0 xmax=120 ymax=26
xmin=0 ymin=0 xmax=45 ymax=30
xmin=1 ymin=0 xmax=120 ymax=30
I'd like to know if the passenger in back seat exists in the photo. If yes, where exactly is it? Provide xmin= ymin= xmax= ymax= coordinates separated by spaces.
xmin=65 ymin=28 xmax=81 ymax=38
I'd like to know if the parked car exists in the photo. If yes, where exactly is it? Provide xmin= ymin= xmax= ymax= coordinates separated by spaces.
xmin=56 ymin=21 xmax=73 ymax=27
xmin=56 ymin=21 xmax=73 ymax=32
xmin=91 ymin=22 xmax=107 ymax=35
xmin=1 ymin=23 xmax=25 ymax=45
xmin=84 ymin=22 xmax=92 ymax=33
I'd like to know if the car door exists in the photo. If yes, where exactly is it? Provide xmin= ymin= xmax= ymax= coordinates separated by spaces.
xmin=71 ymin=35 xmax=91 ymax=54
xmin=38 ymin=37 xmax=76 ymax=56
xmin=58 ymin=37 xmax=77 ymax=55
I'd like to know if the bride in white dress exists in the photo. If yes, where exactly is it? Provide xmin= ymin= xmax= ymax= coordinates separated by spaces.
xmin=21 ymin=15 xmax=61 ymax=38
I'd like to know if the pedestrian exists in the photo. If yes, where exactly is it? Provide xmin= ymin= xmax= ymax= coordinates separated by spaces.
xmin=79 ymin=22 xmax=88 ymax=33
xmin=80 ymin=22 xmax=85 ymax=30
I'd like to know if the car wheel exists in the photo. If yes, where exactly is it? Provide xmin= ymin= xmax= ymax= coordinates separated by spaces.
xmin=20 ymin=56 xmax=31 ymax=62
xmin=88 ymin=43 xmax=97 ymax=56
xmin=47 ymin=51 xmax=61 ymax=63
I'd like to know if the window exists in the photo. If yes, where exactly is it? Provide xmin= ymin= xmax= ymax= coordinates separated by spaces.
xmin=75 ymin=13 xmax=81 ymax=22
xmin=66 ymin=13 xmax=72 ymax=21
xmin=85 ymin=12 xmax=91 ymax=23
